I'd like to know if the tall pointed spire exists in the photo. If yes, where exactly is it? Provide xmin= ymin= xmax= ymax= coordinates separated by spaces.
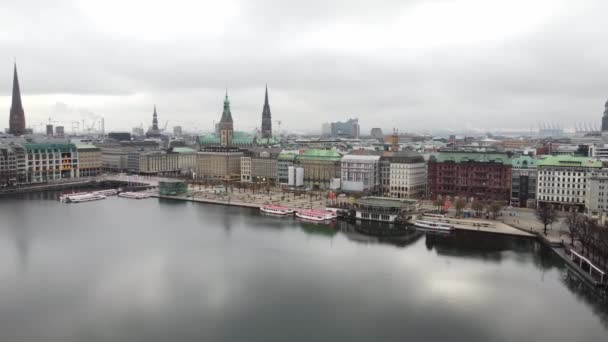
xmin=146 ymin=104 xmax=161 ymax=138
xmin=9 ymin=62 xmax=26 ymax=136
xmin=261 ymin=84 xmax=272 ymax=138
xmin=219 ymin=90 xmax=234 ymax=146
xmin=221 ymin=90 xmax=233 ymax=123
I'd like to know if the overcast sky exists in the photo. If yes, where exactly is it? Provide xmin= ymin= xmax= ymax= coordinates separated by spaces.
xmin=1 ymin=0 xmax=607 ymax=135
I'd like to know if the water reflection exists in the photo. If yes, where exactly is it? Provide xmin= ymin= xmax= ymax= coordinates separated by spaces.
xmin=0 ymin=193 xmax=606 ymax=341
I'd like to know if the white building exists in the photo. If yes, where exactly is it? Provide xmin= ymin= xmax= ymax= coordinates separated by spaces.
xmin=388 ymin=151 xmax=427 ymax=199
xmin=589 ymin=144 xmax=608 ymax=161
xmin=536 ymin=155 xmax=602 ymax=211
xmin=340 ymin=155 xmax=380 ymax=192
xmin=585 ymin=169 xmax=608 ymax=222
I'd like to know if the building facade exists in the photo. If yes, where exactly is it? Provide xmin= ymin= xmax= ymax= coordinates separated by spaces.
xmin=427 ymin=152 xmax=512 ymax=202
xmin=277 ymin=153 xmax=296 ymax=184
xmin=76 ymin=144 xmax=102 ymax=177
xmin=240 ymin=147 xmax=280 ymax=183
xmin=388 ymin=151 xmax=427 ymax=199
xmin=195 ymin=147 xmax=243 ymax=180
xmin=296 ymin=149 xmax=342 ymax=189
xmin=219 ymin=92 xmax=234 ymax=147
xmin=510 ymin=156 xmax=537 ymax=208
xmin=340 ymin=155 xmax=380 ymax=192
xmin=585 ymin=169 xmax=608 ymax=221
xmin=537 ymin=155 xmax=602 ymax=211
xmin=0 ymin=143 xmax=25 ymax=187
xmin=24 ymin=143 xmax=79 ymax=183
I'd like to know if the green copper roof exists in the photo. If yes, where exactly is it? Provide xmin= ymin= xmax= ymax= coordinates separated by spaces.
xmin=297 ymin=149 xmax=342 ymax=162
xmin=199 ymin=131 xmax=254 ymax=146
xmin=75 ymin=144 xmax=99 ymax=150
xmin=536 ymin=155 xmax=602 ymax=168
xmin=511 ymin=155 xmax=537 ymax=167
xmin=278 ymin=153 xmax=296 ymax=161
xmin=429 ymin=151 xmax=511 ymax=164
xmin=255 ymin=136 xmax=279 ymax=145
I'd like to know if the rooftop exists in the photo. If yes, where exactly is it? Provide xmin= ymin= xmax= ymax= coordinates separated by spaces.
xmin=172 ymin=147 xmax=197 ymax=153
xmin=355 ymin=196 xmax=417 ymax=208
xmin=537 ymin=155 xmax=603 ymax=168
xmin=429 ymin=151 xmax=511 ymax=164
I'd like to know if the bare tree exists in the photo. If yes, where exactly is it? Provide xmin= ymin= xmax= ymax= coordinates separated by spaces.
xmin=471 ymin=200 xmax=484 ymax=217
xmin=536 ymin=204 xmax=558 ymax=235
xmin=433 ymin=198 xmax=444 ymax=212
xmin=488 ymin=201 xmax=505 ymax=219
xmin=577 ymin=217 xmax=597 ymax=256
xmin=455 ymin=198 xmax=467 ymax=217
xmin=564 ymin=211 xmax=583 ymax=247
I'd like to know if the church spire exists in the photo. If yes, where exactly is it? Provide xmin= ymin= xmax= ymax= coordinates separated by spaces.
xmin=261 ymin=85 xmax=272 ymax=138
xmin=9 ymin=62 xmax=26 ymax=136
xmin=221 ymin=90 xmax=233 ymax=123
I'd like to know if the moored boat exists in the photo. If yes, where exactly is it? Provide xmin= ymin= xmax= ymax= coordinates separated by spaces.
xmin=65 ymin=193 xmax=106 ymax=203
xmin=118 ymin=192 xmax=151 ymax=199
xmin=59 ymin=192 xmax=89 ymax=202
xmin=260 ymin=205 xmax=295 ymax=216
xmin=295 ymin=209 xmax=337 ymax=222
xmin=92 ymin=189 xmax=118 ymax=196
xmin=413 ymin=220 xmax=455 ymax=232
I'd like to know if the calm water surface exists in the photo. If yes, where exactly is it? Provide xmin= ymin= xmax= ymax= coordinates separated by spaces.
xmin=0 ymin=192 xmax=607 ymax=342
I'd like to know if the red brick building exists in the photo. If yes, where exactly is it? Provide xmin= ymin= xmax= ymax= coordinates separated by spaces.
xmin=428 ymin=152 xmax=512 ymax=202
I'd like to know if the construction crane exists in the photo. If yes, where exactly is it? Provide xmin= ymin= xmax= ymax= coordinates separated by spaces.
xmin=275 ymin=120 xmax=282 ymax=135
xmin=163 ymin=120 xmax=168 ymax=132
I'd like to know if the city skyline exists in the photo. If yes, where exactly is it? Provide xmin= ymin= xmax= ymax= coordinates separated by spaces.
xmin=1 ymin=1 xmax=608 ymax=133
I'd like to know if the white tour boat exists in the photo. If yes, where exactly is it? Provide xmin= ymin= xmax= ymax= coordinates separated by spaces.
xmin=414 ymin=220 xmax=455 ymax=231
xmin=295 ymin=209 xmax=338 ymax=222
xmin=92 ymin=189 xmax=118 ymax=196
xmin=118 ymin=192 xmax=151 ymax=199
xmin=260 ymin=205 xmax=295 ymax=216
xmin=59 ymin=192 xmax=89 ymax=202
xmin=65 ymin=193 xmax=106 ymax=203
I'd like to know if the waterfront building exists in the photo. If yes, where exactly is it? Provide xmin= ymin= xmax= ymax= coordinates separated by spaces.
xmin=388 ymin=151 xmax=426 ymax=199
xmin=261 ymin=85 xmax=272 ymax=138
xmin=137 ymin=151 xmax=180 ymax=175
xmin=427 ymin=151 xmax=512 ymax=202
xmin=537 ymin=155 xmax=602 ymax=211
xmin=340 ymin=155 xmax=380 ymax=192
xmin=159 ymin=179 xmax=188 ymax=196
xmin=76 ymin=144 xmax=102 ymax=177
xmin=0 ymin=142 xmax=25 ymax=187
xmin=277 ymin=153 xmax=296 ymax=184
xmin=240 ymin=147 xmax=281 ymax=183
xmin=195 ymin=147 xmax=243 ymax=180
xmin=296 ymin=149 xmax=342 ymax=189
xmin=510 ymin=156 xmax=538 ymax=208
xmin=353 ymin=196 xmax=417 ymax=223
xmin=146 ymin=105 xmax=162 ymax=138
xmin=173 ymin=147 xmax=197 ymax=174
xmin=8 ymin=63 xmax=26 ymax=136
xmin=585 ymin=169 xmax=608 ymax=221
xmin=101 ymin=147 xmax=132 ymax=171
xmin=24 ymin=143 xmax=79 ymax=183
